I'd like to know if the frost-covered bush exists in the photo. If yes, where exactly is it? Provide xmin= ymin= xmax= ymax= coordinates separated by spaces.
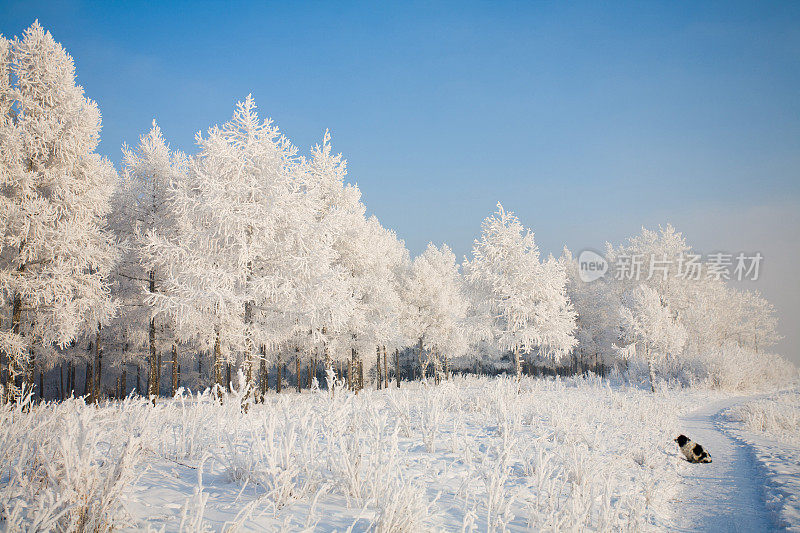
xmin=0 ymin=391 xmax=150 ymax=531
xmin=618 ymin=343 xmax=797 ymax=392
xmin=725 ymin=391 xmax=800 ymax=445
xmin=699 ymin=345 xmax=798 ymax=391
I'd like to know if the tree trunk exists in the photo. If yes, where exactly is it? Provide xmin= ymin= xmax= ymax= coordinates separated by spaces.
xmin=5 ymin=292 xmax=23 ymax=403
xmin=376 ymin=346 xmax=382 ymax=390
xmin=93 ymin=324 xmax=102 ymax=404
xmin=157 ymin=349 xmax=163 ymax=393
xmin=84 ymin=361 xmax=92 ymax=398
xmin=85 ymin=340 xmax=94 ymax=401
xmin=243 ymin=295 xmax=255 ymax=390
xmin=347 ymin=351 xmax=352 ymax=391
xmin=38 ymin=369 xmax=43 ymax=401
xmin=259 ymin=345 xmax=267 ymax=401
xmin=395 ymin=349 xmax=400 ymax=388
xmin=60 ymin=363 xmax=65 ymax=400
xmin=383 ymin=346 xmax=388 ymax=389
xmin=26 ymin=348 xmax=35 ymax=398
xmin=276 ymin=356 xmax=282 ymax=394
xmin=136 ymin=365 xmax=141 ymax=396
xmin=212 ymin=331 xmax=223 ymax=401
xmin=212 ymin=333 xmax=221 ymax=387
xmin=0 ymin=317 xmax=5 ymax=398
xmin=121 ymin=369 xmax=127 ymax=399
xmin=417 ymin=337 xmax=425 ymax=381
xmin=171 ymin=344 xmax=179 ymax=397
xmin=225 ymin=363 xmax=231 ymax=391
xmin=148 ymin=271 xmax=158 ymax=403
xmin=296 ymin=347 xmax=301 ymax=393
xmin=647 ymin=345 xmax=656 ymax=393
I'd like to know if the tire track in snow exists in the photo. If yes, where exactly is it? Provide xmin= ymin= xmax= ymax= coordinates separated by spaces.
xmin=673 ymin=396 xmax=779 ymax=532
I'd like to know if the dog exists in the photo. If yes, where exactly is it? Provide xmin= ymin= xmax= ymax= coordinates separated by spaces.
xmin=675 ymin=434 xmax=712 ymax=463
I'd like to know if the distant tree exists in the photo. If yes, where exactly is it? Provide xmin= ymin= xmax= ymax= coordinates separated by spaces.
xmin=0 ymin=22 xmax=117 ymax=402
xmin=560 ymin=248 xmax=616 ymax=372
xmin=619 ymin=284 xmax=687 ymax=392
xmin=401 ymin=243 xmax=469 ymax=382
xmin=606 ymin=224 xmax=782 ymax=385
xmin=731 ymin=289 xmax=780 ymax=354
xmin=464 ymin=203 xmax=576 ymax=381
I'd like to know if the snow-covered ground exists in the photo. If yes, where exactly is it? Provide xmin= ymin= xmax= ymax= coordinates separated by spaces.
xmin=1 ymin=376 xmax=798 ymax=532
xmin=722 ymin=390 xmax=800 ymax=531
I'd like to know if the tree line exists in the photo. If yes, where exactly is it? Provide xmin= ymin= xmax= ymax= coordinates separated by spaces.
xmin=0 ymin=23 xmax=788 ymax=404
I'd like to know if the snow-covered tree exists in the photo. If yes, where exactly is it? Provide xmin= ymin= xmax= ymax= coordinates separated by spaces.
xmin=145 ymin=96 xmax=343 ymax=402
xmin=401 ymin=243 xmax=469 ymax=382
xmin=605 ymin=224 xmax=782 ymax=385
xmin=295 ymin=130 xmax=360 ymax=387
xmin=0 ymin=22 xmax=117 ymax=401
xmin=619 ymin=284 xmax=687 ymax=392
xmin=112 ymin=121 xmax=187 ymax=400
xmin=464 ymin=203 xmax=576 ymax=381
xmin=729 ymin=289 xmax=780 ymax=354
xmin=299 ymin=131 xmax=411 ymax=391
xmin=560 ymin=248 xmax=617 ymax=372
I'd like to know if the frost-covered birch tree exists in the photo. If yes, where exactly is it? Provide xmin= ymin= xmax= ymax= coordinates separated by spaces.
xmin=619 ymin=284 xmax=687 ymax=392
xmin=560 ymin=248 xmax=617 ymax=372
xmin=145 ymin=96 xmax=333 ymax=400
xmin=295 ymin=131 xmax=360 ymax=389
xmin=112 ymin=121 xmax=187 ymax=400
xmin=0 ymin=22 xmax=117 ymax=401
xmin=464 ymin=203 xmax=576 ymax=381
xmin=298 ymin=132 xmax=411 ymax=391
xmin=401 ymin=243 xmax=469 ymax=382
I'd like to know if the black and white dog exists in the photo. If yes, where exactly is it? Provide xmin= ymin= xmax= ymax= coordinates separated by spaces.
xmin=675 ymin=435 xmax=712 ymax=463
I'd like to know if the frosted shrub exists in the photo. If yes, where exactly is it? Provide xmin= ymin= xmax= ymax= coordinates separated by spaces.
xmin=725 ymin=391 xmax=800 ymax=445
xmin=701 ymin=345 xmax=798 ymax=391
xmin=0 ymin=394 xmax=148 ymax=531
xmin=370 ymin=475 xmax=430 ymax=533
xmin=416 ymin=385 xmax=446 ymax=452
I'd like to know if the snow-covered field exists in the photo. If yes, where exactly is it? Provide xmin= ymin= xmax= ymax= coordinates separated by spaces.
xmin=723 ymin=390 xmax=800 ymax=531
xmin=3 ymin=375 xmax=756 ymax=532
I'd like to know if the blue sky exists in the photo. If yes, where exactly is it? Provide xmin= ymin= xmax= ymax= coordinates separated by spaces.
xmin=2 ymin=1 xmax=799 ymax=361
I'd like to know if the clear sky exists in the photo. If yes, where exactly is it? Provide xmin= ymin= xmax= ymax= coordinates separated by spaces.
xmin=2 ymin=1 xmax=799 ymax=363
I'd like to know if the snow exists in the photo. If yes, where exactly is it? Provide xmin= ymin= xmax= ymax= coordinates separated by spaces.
xmin=672 ymin=395 xmax=776 ymax=532
xmin=4 ymin=376 xmax=799 ymax=531
xmin=723 ymin=390 xmax=800 ymax=531
xmin=0 ymin=376 xmax=702 ymax=530
xmin=671 ymin=388 xmax=800 ymax=532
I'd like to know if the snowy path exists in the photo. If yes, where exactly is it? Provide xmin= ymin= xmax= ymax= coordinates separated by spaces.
xmin=673 ymin=395 xmax=779 ymax=532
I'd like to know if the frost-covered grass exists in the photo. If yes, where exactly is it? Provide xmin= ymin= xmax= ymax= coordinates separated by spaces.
xmin=2 ymin=375 xmax=719 ymax=531
xmin=725 ymin=390 xmax=800 ymax=445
